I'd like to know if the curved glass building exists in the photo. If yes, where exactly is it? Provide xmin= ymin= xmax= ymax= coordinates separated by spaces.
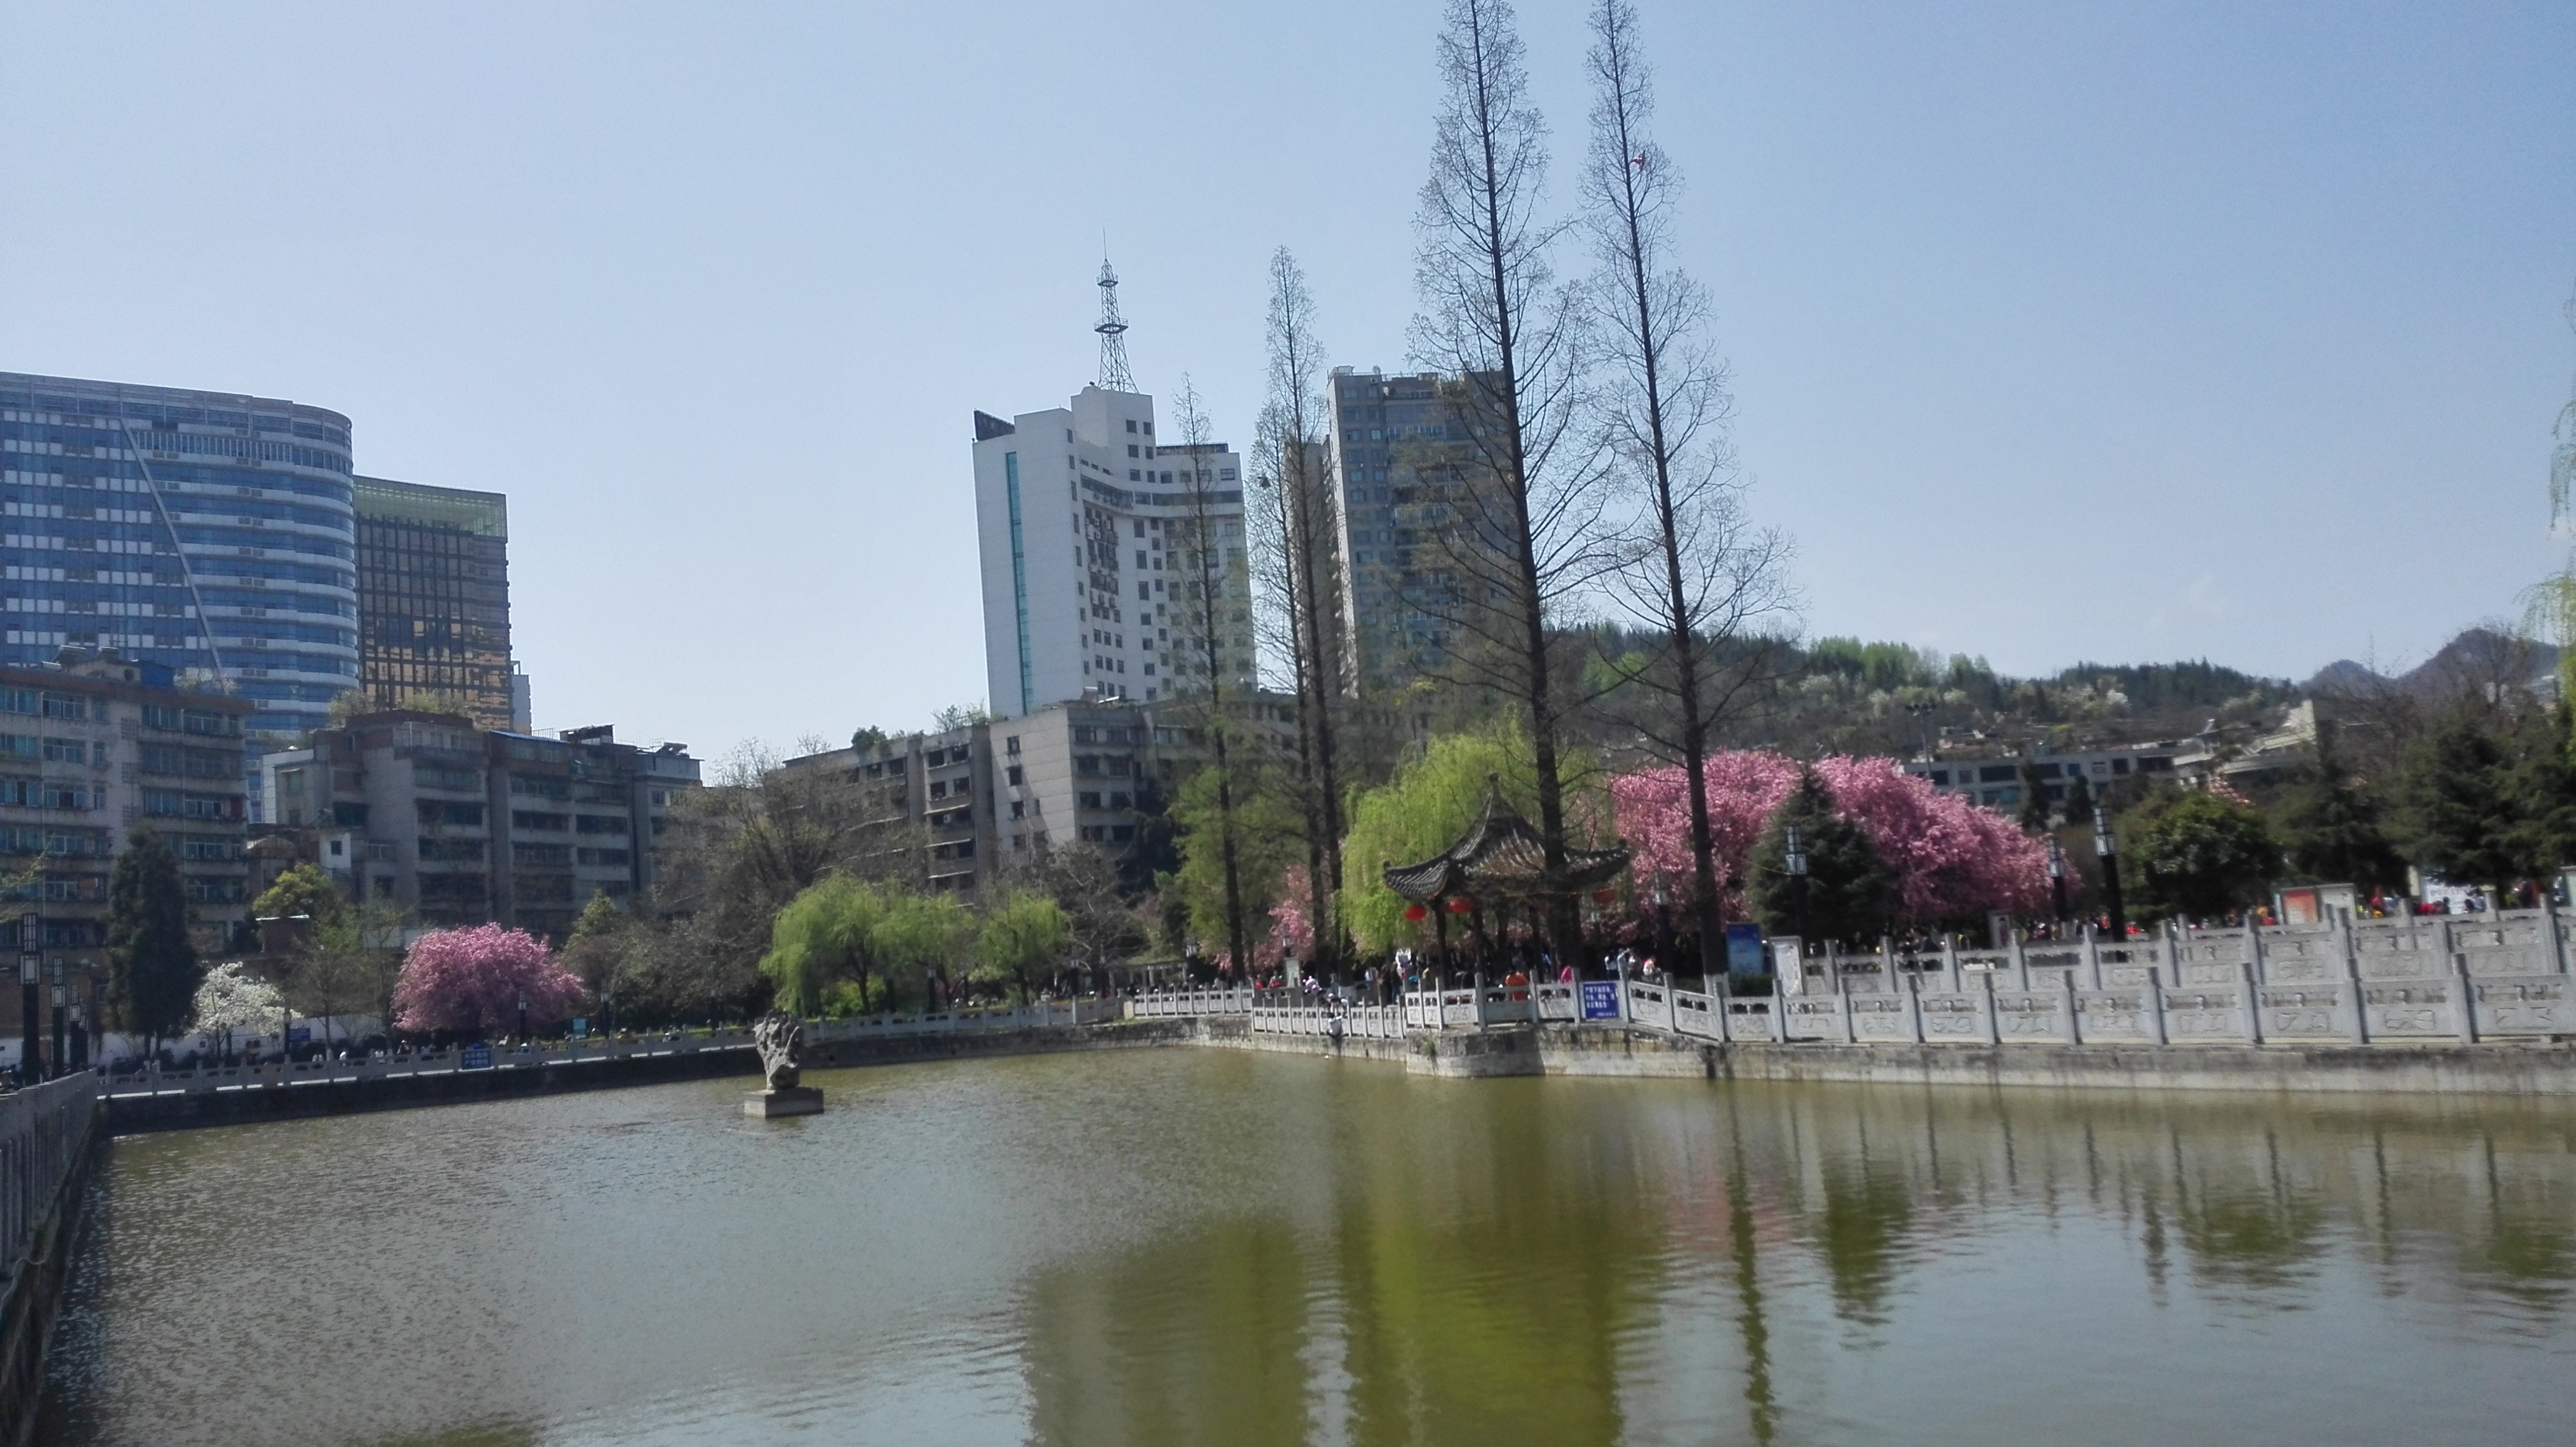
xmin=0 ymin=372 xmax=359 ymax=741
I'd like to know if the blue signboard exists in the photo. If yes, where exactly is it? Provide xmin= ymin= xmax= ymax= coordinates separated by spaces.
xmin=459 ymin=1043 xmax=494 ymax=1070
xmin=287 ymin=1026 xmax=311 ymax=1046
xmin=1726 ymin=922 xmax=1766 ymax=976
xmin=571 ymin=1018 xmax=589 ymax=1039
xmin=1580 ymin=979 xmax=1623 ymax=1021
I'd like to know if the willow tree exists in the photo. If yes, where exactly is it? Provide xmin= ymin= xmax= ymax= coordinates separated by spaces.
xmin=1581 ymin=0 xmax=1795 ymax=978
xmin=1409 ymin=0 xmax=1610 ymax=960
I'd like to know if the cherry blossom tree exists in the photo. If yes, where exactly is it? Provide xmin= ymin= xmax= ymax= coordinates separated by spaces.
xmin=1612 ymin=752 xmax=2048 ymax=927
xmin=392 ymin=924 xmax=584 ymax=1037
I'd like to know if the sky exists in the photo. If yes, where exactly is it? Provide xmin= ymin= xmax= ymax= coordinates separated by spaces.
xmin=3 ymin=1 xmax=2571 ymax=758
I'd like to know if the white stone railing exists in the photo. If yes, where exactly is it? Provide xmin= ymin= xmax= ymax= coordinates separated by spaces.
xmin=0 ymin=1072 xmax=97 ymax=1278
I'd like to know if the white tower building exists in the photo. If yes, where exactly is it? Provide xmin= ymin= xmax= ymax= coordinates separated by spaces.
xmin=972 ymin=385 xmax=1254 ymax=718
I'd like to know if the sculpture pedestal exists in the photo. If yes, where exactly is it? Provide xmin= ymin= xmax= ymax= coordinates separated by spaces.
xmin=744 ymin=1086 xmax=825 ymax=1118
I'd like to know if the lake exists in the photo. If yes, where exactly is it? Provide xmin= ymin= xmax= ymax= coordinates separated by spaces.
xmin=38 ymin=1047 xmax=2576 ymax=1445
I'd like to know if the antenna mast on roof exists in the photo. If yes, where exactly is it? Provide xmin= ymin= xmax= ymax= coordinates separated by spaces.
xmin=1094 ymin=256 xmax=1136 ymax=391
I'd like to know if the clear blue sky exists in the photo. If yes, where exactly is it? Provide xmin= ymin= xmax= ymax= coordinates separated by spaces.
xmin=4 ymin=1 xmax=2570 ymax=757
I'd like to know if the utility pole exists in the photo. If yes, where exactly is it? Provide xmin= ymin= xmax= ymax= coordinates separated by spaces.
xmin=2094 ymin=805 xmax=2126 ymax=946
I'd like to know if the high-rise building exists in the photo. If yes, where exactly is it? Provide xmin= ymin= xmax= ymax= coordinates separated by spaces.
xmin=353 ymin=476 xmax=516 ymax=730
xmin=1323 ymin=367 xmax=1475 ymax=694
xmin=972 ymin=385 xmax=1255 ymax=717
xmin=0 ymin=372 xmax=359 ymax=742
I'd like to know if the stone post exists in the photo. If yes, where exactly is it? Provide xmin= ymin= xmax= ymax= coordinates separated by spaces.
xmin=2547 ymin=901 xmax=2570 ymax=977
xmin=1713 ymin=976 xmax=1733 ymax=1043
xmin=1770 ymin=984 xmax=1788 ymax=1043
xmin=2142 ymin=966 xmax=2169 ymax=1045
xmin=1835 ymin=984 xmax=1856 ymax=1044
xmin=2010 ymin=929 xmax=2030 ymax=992
xmin=1473 ymin=969 xmax=1486 ymax=1030
xmin=1904 ymin=973 xmax=1925 ymax=1043
xmin=2084 ymin=924 xmax=2104 ymax=990
xmin=2339 ymin=912 xmax=2369 ymax=1045
xmin=2452 ymin=953 xmax=2480 ymax=1044
xmin=2060 ymin=968 xmax=2082 ymax=1045
xmin=1977 ymin=968 xmax=2001 ymax=1044
xmin=2437 ymin=917 xmax=2456 ymax=982
xmin=2245 ymin=916 xmax=2266 ymax=984
xmin=1666 ymin=979 xmax=1681 ymax=1034
xmin=1942 ymin=935 xmax=1962 ymax=994
xmin=2239 ymin=960 xmax=2265 ymax=1044
xmin=1879 ymin=935 xmax=1897 ymax=995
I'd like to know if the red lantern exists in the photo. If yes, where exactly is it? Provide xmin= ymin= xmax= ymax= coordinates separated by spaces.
xmin=1448 ymin=897 xmax=1476 ymax=914
xmin=1592 ymin=888 xmax=1616 ymax=904
xmin=1403 ymin=903 xmax=1428 ymax=922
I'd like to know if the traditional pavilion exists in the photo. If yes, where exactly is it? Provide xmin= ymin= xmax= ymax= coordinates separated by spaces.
xmin=1382 ymin=779 xmax=1630 ymax=978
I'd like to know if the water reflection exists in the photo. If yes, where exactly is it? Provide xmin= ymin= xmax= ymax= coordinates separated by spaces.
xmin=42 ymin=1054 xmax=2576 ymax=1446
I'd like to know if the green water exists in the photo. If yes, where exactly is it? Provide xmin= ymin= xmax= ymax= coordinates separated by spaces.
xmin=39 ymin=1049 xmax=2576 ymax=1445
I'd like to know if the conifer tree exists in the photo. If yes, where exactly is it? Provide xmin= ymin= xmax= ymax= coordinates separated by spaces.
xmin=107 ymin=827 xmax=201 ymax=1046
xmin=1745 ymin=767 xmax=1895 ymax=946
xmin=2394 ymin=714 xmax=2528 ymax=898
xmin=2276 ymin=719 xmax=2404 ymax=891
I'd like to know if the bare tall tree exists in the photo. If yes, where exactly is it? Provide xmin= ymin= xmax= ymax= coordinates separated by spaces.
xmin=1582 ymin=0 xmax=1796 ymax=977
xmin=1170 ymin=375 xmax=1251 ymax=976
xmin=1410 ymin=0 xmax=1608 ymax=957
xmin=1250 ymin=249 xmax=1349 ymax=976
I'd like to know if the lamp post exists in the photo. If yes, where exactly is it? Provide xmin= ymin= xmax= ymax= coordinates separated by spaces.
xmin=18 ymin=914 xmax=40 ymax=1087
xmin=2094 ymin=805 xmax=2126 ymax=946
xmin=48 ymin=960 xmax=65 ymax=1081
xmin=1784 ymin=825 xmax=1809 ymax=946
xmin=69 ymin=1000 xmax=85 ymax=1072
xmin=2046 ymin=836 xmax=2069 ymax=927
xmin=516 ymin=989 xmax=528 ymax=1048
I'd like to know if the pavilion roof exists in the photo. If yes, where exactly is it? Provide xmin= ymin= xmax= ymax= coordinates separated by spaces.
xmin=1380 ymin=779 xmax=1630 ymax=903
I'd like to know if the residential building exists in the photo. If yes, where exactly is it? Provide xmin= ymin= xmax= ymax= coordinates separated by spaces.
xmin=972 ymin=382 xmax=1255 ymax=719
xmin=1321 ymin=367 xmax=1482 ymax=694
xmin=0 ymin=649 xmax=255 ymax=1041
xmin=1904 ymin=742 xmax=2185 ymax=811
xmin=781 ymin=696 xmax=1301 ymax=896
xmin=261 ymin=713 xmax=699 ymax=940
xmin=353 ymin=476 xmax=517 ymax=730
xmin=0 ymin=372 xmax=359 ymax=743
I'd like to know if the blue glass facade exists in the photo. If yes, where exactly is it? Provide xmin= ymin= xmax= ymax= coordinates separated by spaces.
xmin=0 ymin=373 xmax=359 ymax=741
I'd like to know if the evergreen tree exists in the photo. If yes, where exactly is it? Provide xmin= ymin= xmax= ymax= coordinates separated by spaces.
xmin=249 ymin=862 xmax=347 ymax=926
xmin=1746 ymin=767 xmax=1896 ymax=946
xmin=107 ymin=828 xmax=201 ymax=1044
xmin=2393 ymin=714 xmax=2528 ymax=896
xmin=2505 ymin=702 xmax=2576 ymax=883
xmin=2061 ymin=771 xmax=2095 ymax=827
xmin=2016 ymin=756 xmax=2052 ymax=834
xmin=2274 ymin=719 xmax=2404 ymax=891
xmin=2126 ymin=791 xmax=2285 ymax=922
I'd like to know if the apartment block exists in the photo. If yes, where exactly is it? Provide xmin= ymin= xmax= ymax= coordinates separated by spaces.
xmin=1904 ymin=743 xmax=2183 ymax=811
xmin=263 ymin=712 xmax=699 ymax=940
xmin=1321 ymin=367 xmax=1481 ymax=694
xmin=972 ymin=384 xmax=1255 ymax=718
xmin=0 ymin=648 xmax=255 ymax=1036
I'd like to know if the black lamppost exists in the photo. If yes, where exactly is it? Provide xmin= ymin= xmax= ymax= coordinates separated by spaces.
xmin=516 ymin=989 xmax=529 ymax=1048
xmin=2094 ymin=805 xmax=2126 ymax=947
xmin=68 ymin=1000 xmax=86 ymax=1072
xmin=18 ymin=914 xmax=40 ymax=1086
xmin=1784 ymin=825 xmax=1809 ymax=945
xmin=48 ymin=961 xmax=66 ymax=1080
xmin=2046 ymin=836 xmax=2069 ymax=927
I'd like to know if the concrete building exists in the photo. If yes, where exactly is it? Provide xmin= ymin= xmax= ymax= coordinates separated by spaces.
xmin=1903 ymin=741 xmax=2184 ymax=811
xmin=0 ymin=649 xmax=256 ymax=1040
xmin=1320 ymin=367 xmax=1485 ymax=694
xmin=353 ymin=476 xmax=519 ymax=731
xmin=0 ymin=372 xmax=359 ymax=744
xmin=781 ymin=696 xmax=1302 ymax=898
xmin=261 ymin=713 xmax=699 ymax=940
xmin=972 ymin=384 xmax=1255 ymax=718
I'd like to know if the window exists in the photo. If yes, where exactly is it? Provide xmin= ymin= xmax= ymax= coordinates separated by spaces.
xmin=185 ymin=877 xmax=245 ymax=905
xmin=1004 ymin=735 xmax=1020 ymax=756
xmin=513 ymin=810 xmax=570 ymax=832
xmin=577 ymin=847 xmax=632 ymax=867
xmin=418 ymin=837 xmax=486 ymax=862
xmin=1005 ymin=765 xmax=1022 ymax=785
xmin=42 ymin=738 xmax=90 ymax=764
xmin=332 ymin=802 xmax=368 ymax=828
xmin=416 ymin=764 xmax=479 ymax=791
xmin=1010 ymin=800 xmax=1024 ymax=818
xmin=179 ymin=835 xmax=241 ymax=861
xmin=1977 ymin=765 xmax=2016 ymax=784
xmin=513 ymin=842 xmax=570 ymax=866
xmin=415 ymin=800 xmax=483 ymax=827
xmin=1078 ymin=791 xmax=1102 ymax=808
xmin=510 ymin=774 xmax=569 ymax=798
xmin=575 ymin=815 xmax=630 ymax=835
xmin=1110 ymin=825 xmax=1134 ymax=842
xmin=1074 ymin=754 xmax=1100 ymax=776
xmin=181 ymin=709 xmax=235 ymax=737
xmin=39 ymin=694 xmax=86 ymax=722
xmin=0 ymin=689 xmax=34 ymax=715
xmin=1125 ymin=419 xmax=1138 ymax=433
xmin=1110 ymin=792 xmax=1132 ymax=810
xmin=1128 ymin=444 xmax=1139 ymax=457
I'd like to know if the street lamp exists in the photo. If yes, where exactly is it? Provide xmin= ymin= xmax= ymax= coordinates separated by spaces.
xmin=68 ymin=999 xmax=85 ymax=1071
xmin=48 ymin=960 xmax=65 ymax=1082
xmin=17 ymin=914 xmax=40 ymax=1086
xmin=2046 ymin=836 xmax=2069 ymax=926
xmin=516 ymin=989 xmax=528 ymax=1047
xmin=2094 ymin=805 xmax=2126 ymax=946
xmin=1783 ymin=825 xmax=1809 ymax=946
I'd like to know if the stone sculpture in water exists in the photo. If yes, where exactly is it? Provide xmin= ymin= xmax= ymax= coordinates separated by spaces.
xmin=744 ymin=1010 xmax=825 ymax=1117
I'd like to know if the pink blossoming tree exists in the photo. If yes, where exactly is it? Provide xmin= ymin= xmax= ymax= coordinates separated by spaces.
xmin=1611 ymin=752 xmax=2048 ymax=927
xmin=391 ymin=924 xmax=585 ymax=1036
